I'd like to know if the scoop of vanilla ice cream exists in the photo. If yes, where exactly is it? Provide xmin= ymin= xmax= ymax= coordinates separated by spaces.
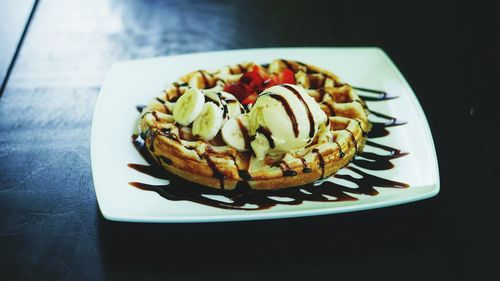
xmin=248 ymin=84 xmax=327 ymax=159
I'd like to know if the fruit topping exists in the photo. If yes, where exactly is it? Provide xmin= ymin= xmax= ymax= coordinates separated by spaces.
xmin=224 ymin=65 xmax=296 ymax=105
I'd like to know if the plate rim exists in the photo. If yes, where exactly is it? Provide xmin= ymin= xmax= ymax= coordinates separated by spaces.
xmin=91 ymin=47 xmax=440 ymax=223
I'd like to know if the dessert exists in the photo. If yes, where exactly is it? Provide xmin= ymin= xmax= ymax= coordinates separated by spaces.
xmin=136 ymin=59 xmax=371 ymax=190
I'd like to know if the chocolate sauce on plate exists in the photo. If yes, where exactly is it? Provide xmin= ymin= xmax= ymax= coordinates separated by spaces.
xmin=352 ymin=140 xmax=408 ymax=170
xmin=368 ymin=110 xmax=407 ymax=138
xmin=352 ymin=86 xmax=398 ymax=101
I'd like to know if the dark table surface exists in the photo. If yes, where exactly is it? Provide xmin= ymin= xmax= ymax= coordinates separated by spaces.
xmin=1 ymin=0 xmax=499 ymax=280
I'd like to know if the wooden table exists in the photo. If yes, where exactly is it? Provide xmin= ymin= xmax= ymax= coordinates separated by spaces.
xmin=1 ymin=0 xmax=499 ymax=280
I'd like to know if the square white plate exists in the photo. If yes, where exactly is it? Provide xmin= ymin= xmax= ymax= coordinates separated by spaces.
xmin=91 ymin=47 xmax=439 ymax=222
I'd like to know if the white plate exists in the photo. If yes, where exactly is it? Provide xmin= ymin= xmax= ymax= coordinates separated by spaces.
xmin=91 ymin=47 xmax=439 ymax=223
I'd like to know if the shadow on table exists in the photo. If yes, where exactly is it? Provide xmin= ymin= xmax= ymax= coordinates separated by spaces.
xmin=97 ymin=200 xmax=437 ymax=277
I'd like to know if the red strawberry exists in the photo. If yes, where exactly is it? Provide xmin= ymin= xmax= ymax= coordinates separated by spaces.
xmin=241 ymin=92 xmax=258 ymax=105
xmin=280 ymin=68 xmax=296 ymax=84
xmin=223 ymin=64 xmax=296 ymax=105
xmin=223 ymin=83 xmax=251 ymax=101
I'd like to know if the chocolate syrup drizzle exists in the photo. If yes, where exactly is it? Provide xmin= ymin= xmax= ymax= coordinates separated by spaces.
xmin=282 ymin=84 xmax=315 ymax=138
xmin=279 ymin=161 xmax=297 ymax=177
xmin=237 ymin=118 xmax=251 ymax=150
xmin=312 ymin=148 xmax=325 ymax=178
xmin=268 ymin=93 xmax=299 ymax=137
xmin=129 ymin=85 xmax=409 ymax=210
xmin=300 ymin=158 xmax=311 ymax=173
xmin=256 ymin=127 xmax=275 ymax=148
xmin=345 ymin=129 xmax=358 ymax=153
xmin=334 ymin=141 xmax=345 ymax=158
xmin=198 ymin=70 xmax=210 ymax=88
xmin=237 ymin=64 xmax=246 ymax=74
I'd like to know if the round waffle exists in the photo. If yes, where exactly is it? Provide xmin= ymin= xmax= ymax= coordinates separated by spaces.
xmin=137 ymin=59 xmax=371 ymax=190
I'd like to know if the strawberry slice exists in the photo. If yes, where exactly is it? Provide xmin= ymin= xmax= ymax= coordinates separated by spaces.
xmin=240 ymin=69 xmax=264 ymax=89
xmin=262 ymin=69 xmax=296 ymax=90
xmin=224 ymin=66 xmax=263 ymax=103
xmin=241 ymin=92 xmax=258 ymax=105
xmin=280 ymin=68 xmax=296 ymax=84
xmin=252 ymin=65 xmax=269 ymax=80
xmin=224 ymin=83 xmax=251 ymax=101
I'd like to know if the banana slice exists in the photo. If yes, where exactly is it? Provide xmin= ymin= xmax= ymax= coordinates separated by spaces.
xmin=203 ymin=84 xmax=224 ymax=95
xmin=204 ymin=91 xmax=230 ymax=120
xmin=220 ymin=92 xmax=244 ymax=118
xmin=204 ymin=91 xmax=223 ymax=106
xmin=250 ymin=133 xmax=271 ymax=160
xmin=192 ymin=103 xmax=224 ymax=140
xmin=206 ymin=91 xmax=245 ymax=122
xmin=172 ymin=88 xmax=205 ymax=126
xmin=221 ymin=115 xmax=250 ymax=151
xmin=219 ymin=91 xmax=236 ymax=100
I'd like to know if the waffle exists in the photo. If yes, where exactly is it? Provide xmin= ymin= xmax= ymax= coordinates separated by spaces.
xmin=137 ymin=59 xmax=371 ymax=190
